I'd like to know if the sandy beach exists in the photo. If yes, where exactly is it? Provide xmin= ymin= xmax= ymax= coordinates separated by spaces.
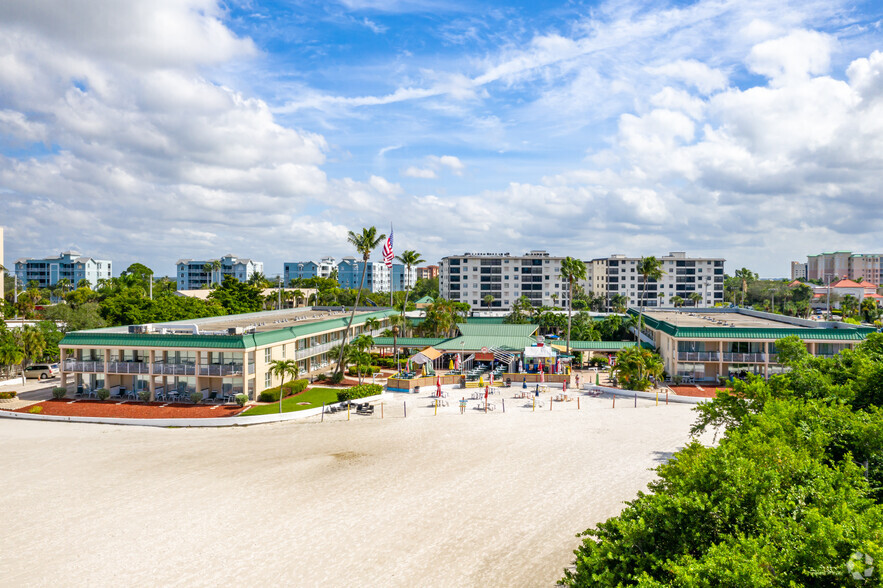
xmin=0 ymin=390 xmax=701 ymax=587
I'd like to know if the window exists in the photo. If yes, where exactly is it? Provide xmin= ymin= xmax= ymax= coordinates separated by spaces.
xmin=265 ymin=372 xmax=272 ymax=388
xmin=264 ymin=348 xmax=271 ymax=363
xmin=281 ymin=345 xmax=286 ymax=359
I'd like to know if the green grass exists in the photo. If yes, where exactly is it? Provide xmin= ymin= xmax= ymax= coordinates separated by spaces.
xmin=240 ymin=387 xmax=341 ymax=416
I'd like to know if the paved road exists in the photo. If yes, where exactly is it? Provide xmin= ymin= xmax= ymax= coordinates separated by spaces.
xmin=1 ymin=376 xmax=61 ymax=400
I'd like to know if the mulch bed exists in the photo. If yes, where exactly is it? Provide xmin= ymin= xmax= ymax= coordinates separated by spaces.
xmin=7 ymin=399 xmax=246 ymax=419
xmin=667 ymin=384 xmax=731 ymax=399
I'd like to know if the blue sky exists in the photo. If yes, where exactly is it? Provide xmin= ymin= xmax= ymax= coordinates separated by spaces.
xmin=0 ymin=0 xmax=882 ymax=278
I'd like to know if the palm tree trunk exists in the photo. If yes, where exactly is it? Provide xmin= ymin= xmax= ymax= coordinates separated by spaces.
xmin=278 ymin=374 xmax=285 ymax=414
xmin=401 ymin=264 xmax=411 ymax=319
xmin=335 ymin=257 xmax=368 ymax=376
xmin=567 ymin=278 xmax=573 ymax=355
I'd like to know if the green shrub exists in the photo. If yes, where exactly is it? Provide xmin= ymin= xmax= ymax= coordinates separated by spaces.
xmin=289 ymin=379 xmax=309 ymax=395
xmin=138 ymin=390 xmax=151 ymax=402
xmin=29 ymin=405 xmax=43 ymax=414
xmin=234 ymin=393 xmax=248 ymax=407
xmin=330 ymin=371 xmax=344 ymax=385
xmin=258 ymin=389 xmax=280 ymax=403
xmin=257 ymin=379 xmax=309 ymax=403
xmin=190 ymin=391 xmax=203 ymax=404
xmin=587 ymin=356 xmax=609 ymax=367
xmin=0 ymin=391 xmax=18 ymax=400
xmin=315 ymin=373 xmax=327 ymax=382
xmin=96 ymin=388 xmax=110 ymax=401
xmin=336 ymin=383 xmax=383 ymax=402
xmin=51 ymin=387 xmax=67 ymax=400
xmin=348 ymin=366 xmax=377 ymax=376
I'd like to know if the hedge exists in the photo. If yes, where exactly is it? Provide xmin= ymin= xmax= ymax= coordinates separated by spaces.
xmin=347 ymin=365 xmax=381 ymax=376
xmin=337 ymin=383 xmax=383 ymax=402
xmin=258 ymin=378 xmax=309 ymax=403
xmin=0 ymin=391 xmax=17 ymax=400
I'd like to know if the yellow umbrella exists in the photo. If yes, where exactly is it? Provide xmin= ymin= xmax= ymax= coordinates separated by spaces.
xmin=422 ymin=363 xmax=427 ymax=376
xmin=449 ymin=359 xmax=454 ymax=370
xmin=479 ymin=375 xmax=484 ymax=387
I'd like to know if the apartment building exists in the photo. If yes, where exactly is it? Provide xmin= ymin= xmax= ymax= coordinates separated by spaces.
xmin=438 ymin=250 xmax=567 ymax=310
xmin=790 ymin=261 xmax=808 ymax=280
xmin=805 ymin=251 xmax=883 ymax=284
xmin=283 ymin=257 xmax=337 ymax=283
xmin=59 ymin=308 xmax=393 ymax=400
xmin=336 ymin=258 xmax=416 ymax=293
xmin=15 ymin=250 xmax=112 ymax=289
xmin=416 ymin=265 xmax=439 ymax=280
xmin=586 ymin=252 xmax=725 ymax=308
xmin=637 ymin=308 xmax=873 ymax=382
xmin=176 ymin=254 xmax=263 ymax=290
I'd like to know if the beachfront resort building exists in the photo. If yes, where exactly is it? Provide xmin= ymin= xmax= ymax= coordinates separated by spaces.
xmin=336 ymin=258 xmax=416 ymax=293
xmin=176 ymin=254 xmax=263 ymax=290
xmin=416 ymin=265 xmax=439 ymax=280
xmin=801 ymin=251 xmax=883 ymax=284
xmin=59 ymin=308 xmax=394 ymax=401
xmin=14 ymin=250 xmax=112 ymax=289
xmin=283 ymin=257 xmax=338 ymax=283
xmin=636 ymin=307 xmax=874 ymax=382
xmin=585 ymin=252 xmax=725 ymax=309
xmin=438 ymin=250 xmax=568 ymax=310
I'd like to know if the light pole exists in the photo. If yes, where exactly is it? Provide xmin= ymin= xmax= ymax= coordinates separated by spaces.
xmin=826 ymin=273 xmax=834 ymax=321
xmin=149 ymin=271 xmax=153 ymax=300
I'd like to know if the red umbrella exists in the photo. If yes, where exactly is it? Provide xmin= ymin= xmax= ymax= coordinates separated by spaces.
xmin=484 ymin=385 xmax=489 ymax=401
xmin=540 ymin=366 xmax=545 ymax=384
xmin=489 ymin=372 xmax=494 ymax=387
xmin=563 ymin=381 xmax=567 ymax=393
xmin=436 ymin=375 xmax=442 ymax=397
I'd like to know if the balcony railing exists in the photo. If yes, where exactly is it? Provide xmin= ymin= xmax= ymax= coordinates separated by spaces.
xmin=677 ymin=352 xmax=720 ymax=362
xmin=64 ymin=360 xmax=244 ymax=376
xmin=722 ymin=352 xmax=766 ymax=363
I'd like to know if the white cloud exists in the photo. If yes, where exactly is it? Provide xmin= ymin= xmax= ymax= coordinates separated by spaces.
xmin=368 ymin=174 xmax=403 ymax=195
xmin=645 ymin=59 xmax=728 ymax=95
xmin=430 ymin=154 xmax=465 ymax=174
xmin=402 ymin=166 xmax=437 ymax=178
xmin=361 ymin=18 xmax=388 ymax=34
xmin=747 ymin=30 xmax=835 ymax=86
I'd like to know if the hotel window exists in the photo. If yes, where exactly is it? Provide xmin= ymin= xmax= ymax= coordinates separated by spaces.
xmin=264 ymin=348 xmax=271 ymax=363
xmin=265 ymin=373 xmax=272 ymax=388
xmin=282 ymin=345 xmax=286 ymax=359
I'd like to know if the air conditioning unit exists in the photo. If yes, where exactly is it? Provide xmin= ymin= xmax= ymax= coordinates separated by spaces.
xmin=228 ymin=327 xmax=245 ymax=335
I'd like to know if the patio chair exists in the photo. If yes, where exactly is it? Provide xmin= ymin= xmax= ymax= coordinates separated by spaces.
xmin=205 ymin=391 xmax=219 ymax=404
xmin=126 ymin=389 xmax=138 ymax=400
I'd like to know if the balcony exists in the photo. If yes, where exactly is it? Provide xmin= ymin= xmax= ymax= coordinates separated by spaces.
xmin=677 ymin=352 xmax=720 ymax=362
xmin=63 ymin=360 xmax=245 ymax=376
xmin=722 ymin=352 xmax=766 ymax=363
xmin=107 ymin=361 xmax=151 ymax=374
xmin=63 ymin=360 xmax=105 ymax=372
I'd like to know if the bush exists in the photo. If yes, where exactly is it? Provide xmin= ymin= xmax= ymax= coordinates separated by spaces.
xmin=587 ymin=356 xmax=609 ymax=367
xmin=337 ymin=383 xmax=383 ymax=402
xmin=51 ymin=387 xmax=67 ymax=400
xmin=257 ymin=379 xmax=309 ymax=403
xmin=138 ymin=390 xmax=150 ymax=402
xmin=0 ymin=391 xmax=18 ymax=400
xmin=259 ymin=389 xmax=281 ymax=403
xmin=29 ymin=405 xmax=44 ymax=414
xmin=348 ymin=365 xmax=378 ymax=376
xmin=96 ymin=388 xmax=110 ymax=401
xmin=330 ymin=371 xmax=344 ymax=385
xmin=315 ymin=373 xmax=327 ymax=382
xmin=190 ymin=391 xmax=203 ymax=404
xmin=234 ymin=393 xmax=248 ymax=407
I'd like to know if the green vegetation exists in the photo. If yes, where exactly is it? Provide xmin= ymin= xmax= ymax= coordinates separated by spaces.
xmin=241 ymin=387 xmax=341 ymax=415
xmin=268 ymin=358 xmax=300 ymax=413
xmin=561 ymin=257 xmax=589 ymax=355
xmin=0 ymin=391 xmax=17 ymax=399
xmin=562 ymin=333 xmax=883 ymax=586
xmin=610 ymin=346 xmax=664 ymax=391
xmin=28 ymin=405 xmax=43 ymax=414
xmin=51 ymin=387 xmax=67 ymax=400
xmin=96 ymin=388 xmax=110 ymax=401
xmin=396 ymin=249 xmax=425 ymax=319
xmin=336 ymin=383 xmax=383 ymax=402
xmin=234 ymin=393 xmax=248 ymax=407
xmin=257 ymin=378 xmax=309 ymax=402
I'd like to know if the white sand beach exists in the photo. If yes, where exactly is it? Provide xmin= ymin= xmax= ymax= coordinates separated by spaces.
xmin=0 ymin=389 xmax=701 ymax=587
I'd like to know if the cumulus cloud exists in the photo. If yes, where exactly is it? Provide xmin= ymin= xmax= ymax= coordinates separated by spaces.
xmin=402 ymin=166 xmax=437 ymax=179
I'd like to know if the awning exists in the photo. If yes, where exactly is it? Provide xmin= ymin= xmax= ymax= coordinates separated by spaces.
xmin=409 ymin=346 xmax=443 ymax=365
xmin=523 ymin=346 xmax=557 ymax=359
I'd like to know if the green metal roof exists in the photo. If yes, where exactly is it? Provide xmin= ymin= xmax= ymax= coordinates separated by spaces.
xmin=460 ymin=316 xmax=506 ymax=324
xmin=436 ymin=334 xmax=538 ymax=352
xmin=561 ymin=341 xmax=641 ymax=350
xmin=60 ymin=309 xmax=397 ymax=349
xmin=371 ymin=337 xmax=449 ymax=347
xmin=455 ymin=323 xmax=538 ymax=337
xmin=414 ymin=296 xmax=434 ymax=304
xmin=632 ymin=310 xmax=873 ymax=341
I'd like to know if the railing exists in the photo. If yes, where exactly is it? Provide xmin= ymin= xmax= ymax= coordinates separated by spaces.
xmin=722 ymin=352 xmax=766 ymax=363
xmin=295 ymin=340 xmax=338 ymax=361
xmin=63 ymin=360 xmax=105 ymax=372
xmin=677 ymin=352 xmax=720 ymax=362
xmin=150 ymin=363 xmax=195 ymax=375
xmin=65 ymin=360 xmax=245 ymax=376
xmin=106 ymin=361 xmax=151 ymax=374
xmin=198 ymin=364 xmax=245 ymax=376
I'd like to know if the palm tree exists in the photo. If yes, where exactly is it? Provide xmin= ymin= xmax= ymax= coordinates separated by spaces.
xmin=609 ymin=294 xmax=629 ymax=313
xmin=0 ymin=339 xmax=24 ymax=379
xmin=388 ymin=314 xmax=407 ymax=371
xmin=637 ymin=257 xmax=665 ymax=344
xmin=670 ymin=295 xmax=684 ymax=307
xmin=483 ymin=294 xmax=495 ymax=309
xmin=269 ymin=359 xmax=299 ymax=414
xmin=689 ymin=292 xmax=702 ymax=307
xmin=351 ymin=334 xmax=375 ymax=384
xmin=334 ymin=227 xmax=386 ymax=378
xmin=76 ymin=278 xmax=90 ymax=289
xmin=292 ymin=289 xmax=304 ymax=308
xmin=841 ymin=294 xmax=859 ymax=319
xmin=560 ymin=257 xmax=588 ymax=356
xmin=394 ymin=250 xmax=425 ymax=318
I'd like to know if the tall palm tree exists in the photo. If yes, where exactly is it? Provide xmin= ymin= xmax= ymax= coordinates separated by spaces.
xmin=334 ymin=227 xmax=386 ymax=378
xmin=269 ymin=359 xmax=299 ymax=414
xmin=637 ymin=257 xmax=665 ymax=344
xmin=560 ymin=257 xmax=588 ymax=355
xmin=689 ymin=292 xmax=702 ymax=307
xmin=388 ymin=314 xmax=407 ymax=371
xmin=394 ymin=250 xmax=425 ymax=318
xmin=292 ymin=289 xmax=304 ymax=308
xmin=670 ymin=295 xmax=684 ymax=307
xmin=483 ymin=294 xmax=495 ymax=309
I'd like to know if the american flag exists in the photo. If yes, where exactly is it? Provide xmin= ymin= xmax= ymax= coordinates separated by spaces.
xmin=382 ymin=226 xmax=394 ymax=268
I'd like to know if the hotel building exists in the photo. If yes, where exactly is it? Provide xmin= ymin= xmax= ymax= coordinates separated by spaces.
xmin=438 ymin=251 xmax=568 ymax=310
xmin=176 ymin=254 xmax=263 ymax=290
xmin=636 ymin=308 xmax=873 ymax=382
xmin=59 ymin=308 xmax=394 ymax=401
xmin=283 ymin=257 xmax=338 ymax=283
xmin=803 ymin=251 xmax=883 ymax=284
xmin=15 ymin=250 xmax=112 ymax=289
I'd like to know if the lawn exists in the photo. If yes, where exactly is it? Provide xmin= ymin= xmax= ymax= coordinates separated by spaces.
xmin=240 ymin=387 xmax=341 ymax=416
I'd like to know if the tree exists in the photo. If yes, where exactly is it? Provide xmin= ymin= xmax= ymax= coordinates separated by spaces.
xmin=268 ymin=359 xmax=299 ymax=414
xmin=351 ymin=334 xmax=375 ymax=384
xmin=388 ymin=314 xmax=407 ymax=370
xmin=609 ymin=294 xmax=629 ymax=313
xmin=610 ymin=346 xmax=663 ymax=391
xmin=670 ymin=295 xmax=684 ymax=307
xmin=418 ymin=298 xmax=468 ymax=337
xmin=334 ymin=227 xmax=385 ymax=379
xmin=841 ymin=294 xmax=860 ymax=319
xmin=208 ymin=276 xmax=264 ymax=314
xmin=861 ymin=297 xmax=880 ymax=323
xmin=689 ymin=291 xmax=702 ymax=307
xmin=395 ymin=250 xmax=425 ymax=318
xmin=292 ymin=289 xmax=304 ymax=308
xmin=483 ymin=294 xmax=495 ymax=308
xmin=0 ymin=329 xmax=24 ymax=379
xmin=14 ymin=325 xmax=46 ymax=384
xmin=636 ymin=257 xmax=665 ymax=343
xmin=561 ymin=257 xmax=588 ymax=356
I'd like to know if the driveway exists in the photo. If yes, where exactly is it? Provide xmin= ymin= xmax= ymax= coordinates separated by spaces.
xmin=0 ymin=376 xmax=63 ymax=401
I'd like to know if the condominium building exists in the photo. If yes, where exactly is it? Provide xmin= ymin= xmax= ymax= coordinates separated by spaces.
xmin=283 ymin=257 xmax=337 ymax=283
xmin=416 ymin=265 xmax=439 ymax=280
xmin=59 ymin=308 xmax=394 ymax=400
xmin=14 ymin=250 xmax=112 ymax=289
xmin=790 ymin=261 xmax=808 ymax=280
xmin=336 ymin=258 xmax=416 ymax=293
xmin=585 ymin=252 xmax=725 ymax=308
xmin=176 ymin=254 xmax=263 ymax=290
xmin=805 ymin=251 xmax=883 ymax=283
xmin=438 ymin=251 xmax=567 ymax=310
xmin=637 ymin=308 xmax=873 ymax=382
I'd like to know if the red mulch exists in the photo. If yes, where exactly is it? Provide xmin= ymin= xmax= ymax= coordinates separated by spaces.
xmin=8 ymin=399 xmax=247 ymax=419
xmin=668 ymin=384 xmax=731 ymax=399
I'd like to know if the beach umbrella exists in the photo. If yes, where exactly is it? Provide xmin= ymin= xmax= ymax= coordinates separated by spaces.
xmin=540 ymin=368 xmax=545 ymax=383
xmin=455 ymin=354 xmax=461 ymax=370
xmin=485 ymin=385 xmax=489 ymax=401
xmin=563 ymin=381 xmax=567 ymax=393
xmin=596 ymin=373 xmax=600 ymax=385
xmin=489 ymin=373 xmax=494 ymax=387
xmin=479 ymin=375 xmax=484 ymax=387
xmin=449 ymin=358 xmax=454 ymax=370
xmin=422 ymin=363 xmax=427 ymax=376
xmin=535 ymin=383 xmax=539 ymax=397
xmin=436 ymin=375 xmax=442 ymax=397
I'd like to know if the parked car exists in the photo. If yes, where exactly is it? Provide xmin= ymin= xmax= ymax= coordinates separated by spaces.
xmin=24 ymin=363 xmax=59 ymax=380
